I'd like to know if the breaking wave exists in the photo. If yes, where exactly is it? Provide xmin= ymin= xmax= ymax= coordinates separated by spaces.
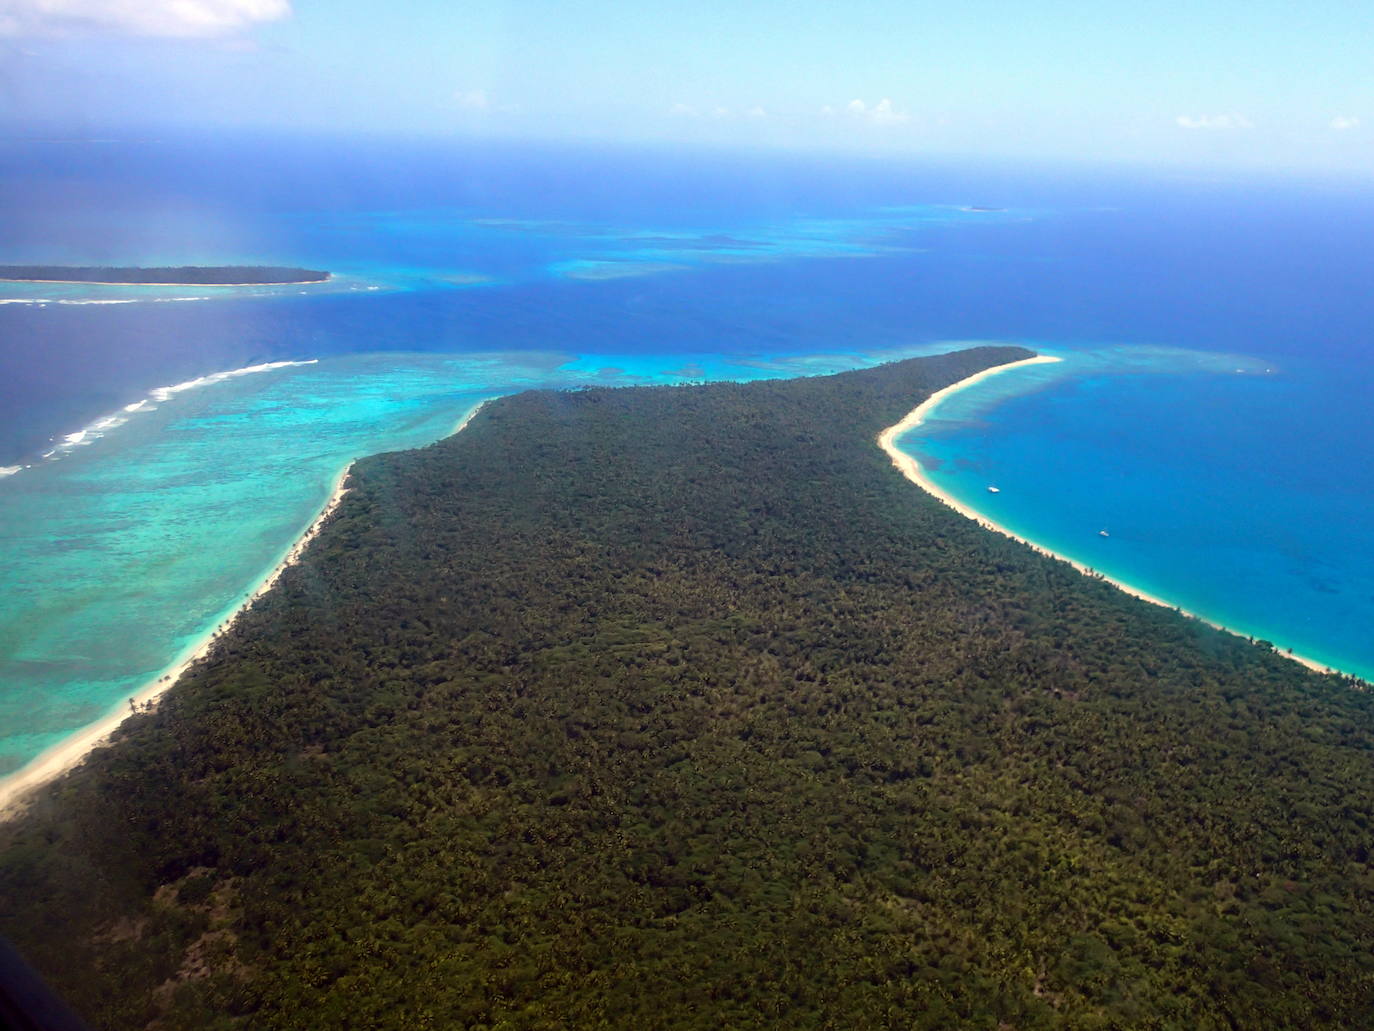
xmin=16 ymin=360 xmax=319 ymax=474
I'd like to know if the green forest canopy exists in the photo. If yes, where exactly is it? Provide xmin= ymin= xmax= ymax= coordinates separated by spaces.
xmin=2 ymin=345 xmax=1372 ymax=1029
xmin=0 ymin=266 xmax=329 ymax=285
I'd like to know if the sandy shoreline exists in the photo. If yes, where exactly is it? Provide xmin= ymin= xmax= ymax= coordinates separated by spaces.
xmin=451 ymin=398 xmax=491 ymax=437
xmin=0 ymin=467 xmax=351 ymax=820
xmin=878 ymin=354 xmax=1343 ymax=679
xmin=0 ymin=399 xmax=491 ymax=820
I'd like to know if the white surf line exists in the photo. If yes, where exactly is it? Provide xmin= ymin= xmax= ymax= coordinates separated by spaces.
xmin=0 ymin=398 xmax=493 ymax=819
xmin=4 ymin=360 xmax=323 ymax=476
xmin=878 ymin=353 xmax=1349 ymax=680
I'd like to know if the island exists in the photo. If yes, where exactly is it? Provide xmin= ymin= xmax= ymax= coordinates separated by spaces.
xmin=0 ymin=265 xmax=330 ymax=285
xmin=1 ymin=347 xmax=1372 ymax=1029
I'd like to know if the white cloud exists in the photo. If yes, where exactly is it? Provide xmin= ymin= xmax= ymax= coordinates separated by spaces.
xmin=1175 ymin=113 xmax=1253 ymax=130
xmin=0 ymin=0 xmax=289 ymax=37
xmin=819 ymin=104 xmax=835 ymax=117
xmin=670 ymin=102 xmax=698 ymax=117
xmin=869 ymin=98 xmax=910 ymax=125
xmin=1331 ymin=115 xmax=1360 ymax=131
xmin=745 ymin=105 xmax=766 ymax=119
xmin=835 ymin=97 xmax=910 ymax=126
xmin=454 ymin=88 xmax=490 ymax=112
xmin=710 ymin=105 xmax=731 ymax=119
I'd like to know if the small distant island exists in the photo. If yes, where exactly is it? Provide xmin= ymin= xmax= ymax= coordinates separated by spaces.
xmin=0 ymin=265 xmax=330 ymax=286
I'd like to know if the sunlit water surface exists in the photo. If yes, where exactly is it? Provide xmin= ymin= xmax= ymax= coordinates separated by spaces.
xmin=3 ymin=136 xmax=1374 ymax=775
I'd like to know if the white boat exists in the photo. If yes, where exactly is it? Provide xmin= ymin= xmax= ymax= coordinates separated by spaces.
xmin=986 ymin=485 xmax=1000 ymax=494
xmin=1099 ymin=529 xmax=1110 ymax=538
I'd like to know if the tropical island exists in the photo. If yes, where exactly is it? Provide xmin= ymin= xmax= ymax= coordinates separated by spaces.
xmin=1 ymin=346 xmax=1372 ymax=1028
xmin=0 ymin=265 xmax=330 ymax=285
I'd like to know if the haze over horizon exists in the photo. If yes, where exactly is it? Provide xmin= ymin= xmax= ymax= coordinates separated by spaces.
xmin=2 ymin=0 xmax=1372 ymax=174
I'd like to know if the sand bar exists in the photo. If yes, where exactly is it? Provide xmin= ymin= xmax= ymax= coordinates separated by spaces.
xmin=879 ymin=354 xmax=1345 ymax=679
xmin=0 ymin=400 xmax=491 ymax=819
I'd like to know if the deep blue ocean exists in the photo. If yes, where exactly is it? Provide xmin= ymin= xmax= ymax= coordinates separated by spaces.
xmin=3 ymin=131 xmax=1373 ymax=778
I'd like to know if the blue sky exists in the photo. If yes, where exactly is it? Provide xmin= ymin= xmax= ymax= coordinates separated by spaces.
xmin=2 ymin=0 xmax=1372 ymax=170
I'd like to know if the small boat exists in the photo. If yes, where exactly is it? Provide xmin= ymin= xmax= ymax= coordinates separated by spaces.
xmin=1099 ymin=529 xmax=1110 ymax=538
xmin=986 ymin=485 xmax=1000 ymax=494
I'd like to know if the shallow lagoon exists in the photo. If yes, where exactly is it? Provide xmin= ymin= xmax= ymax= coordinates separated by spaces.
xmin=3 ymin=136 xmax=1374 ymax=778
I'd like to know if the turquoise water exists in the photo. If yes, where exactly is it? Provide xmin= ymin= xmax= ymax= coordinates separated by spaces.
xmin=0 ymin=202 xmax=994 ymax=307
xmin=5 ymin=137 xmax=1374 ymax=783
xmin=900 ymin=346 xmax=1374 ymax=681
xmin=0 ymin=342 xmax=955 ymax=776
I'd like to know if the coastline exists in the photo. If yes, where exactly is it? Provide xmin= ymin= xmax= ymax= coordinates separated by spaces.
xmin=0 ymin=399 xmax=491 ymax=819
xmin=451 ymin=398 xmax=491 ymax=436
xmin=0 ymin=280 xmax=327 ymax=288
xmin=878 ymin=354 xmax=1343 ymax=679
xmin=0 ymin=466 xmax=352 ymax=820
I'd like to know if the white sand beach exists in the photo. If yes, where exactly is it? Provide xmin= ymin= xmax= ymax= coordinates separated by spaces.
xmin=0 ymin=399 xmax=491 ymax=819
xmin=0 ymin=467 xmax=351 ymax=820
xmin=878 ymin=354 xmax=1339 ymax=678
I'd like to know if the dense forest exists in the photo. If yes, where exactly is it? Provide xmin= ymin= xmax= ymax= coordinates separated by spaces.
xmin=0 ymin=266 xmax=329 ymax=285
xmin=2 ymin=345 xmax=1373 ymax=1029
